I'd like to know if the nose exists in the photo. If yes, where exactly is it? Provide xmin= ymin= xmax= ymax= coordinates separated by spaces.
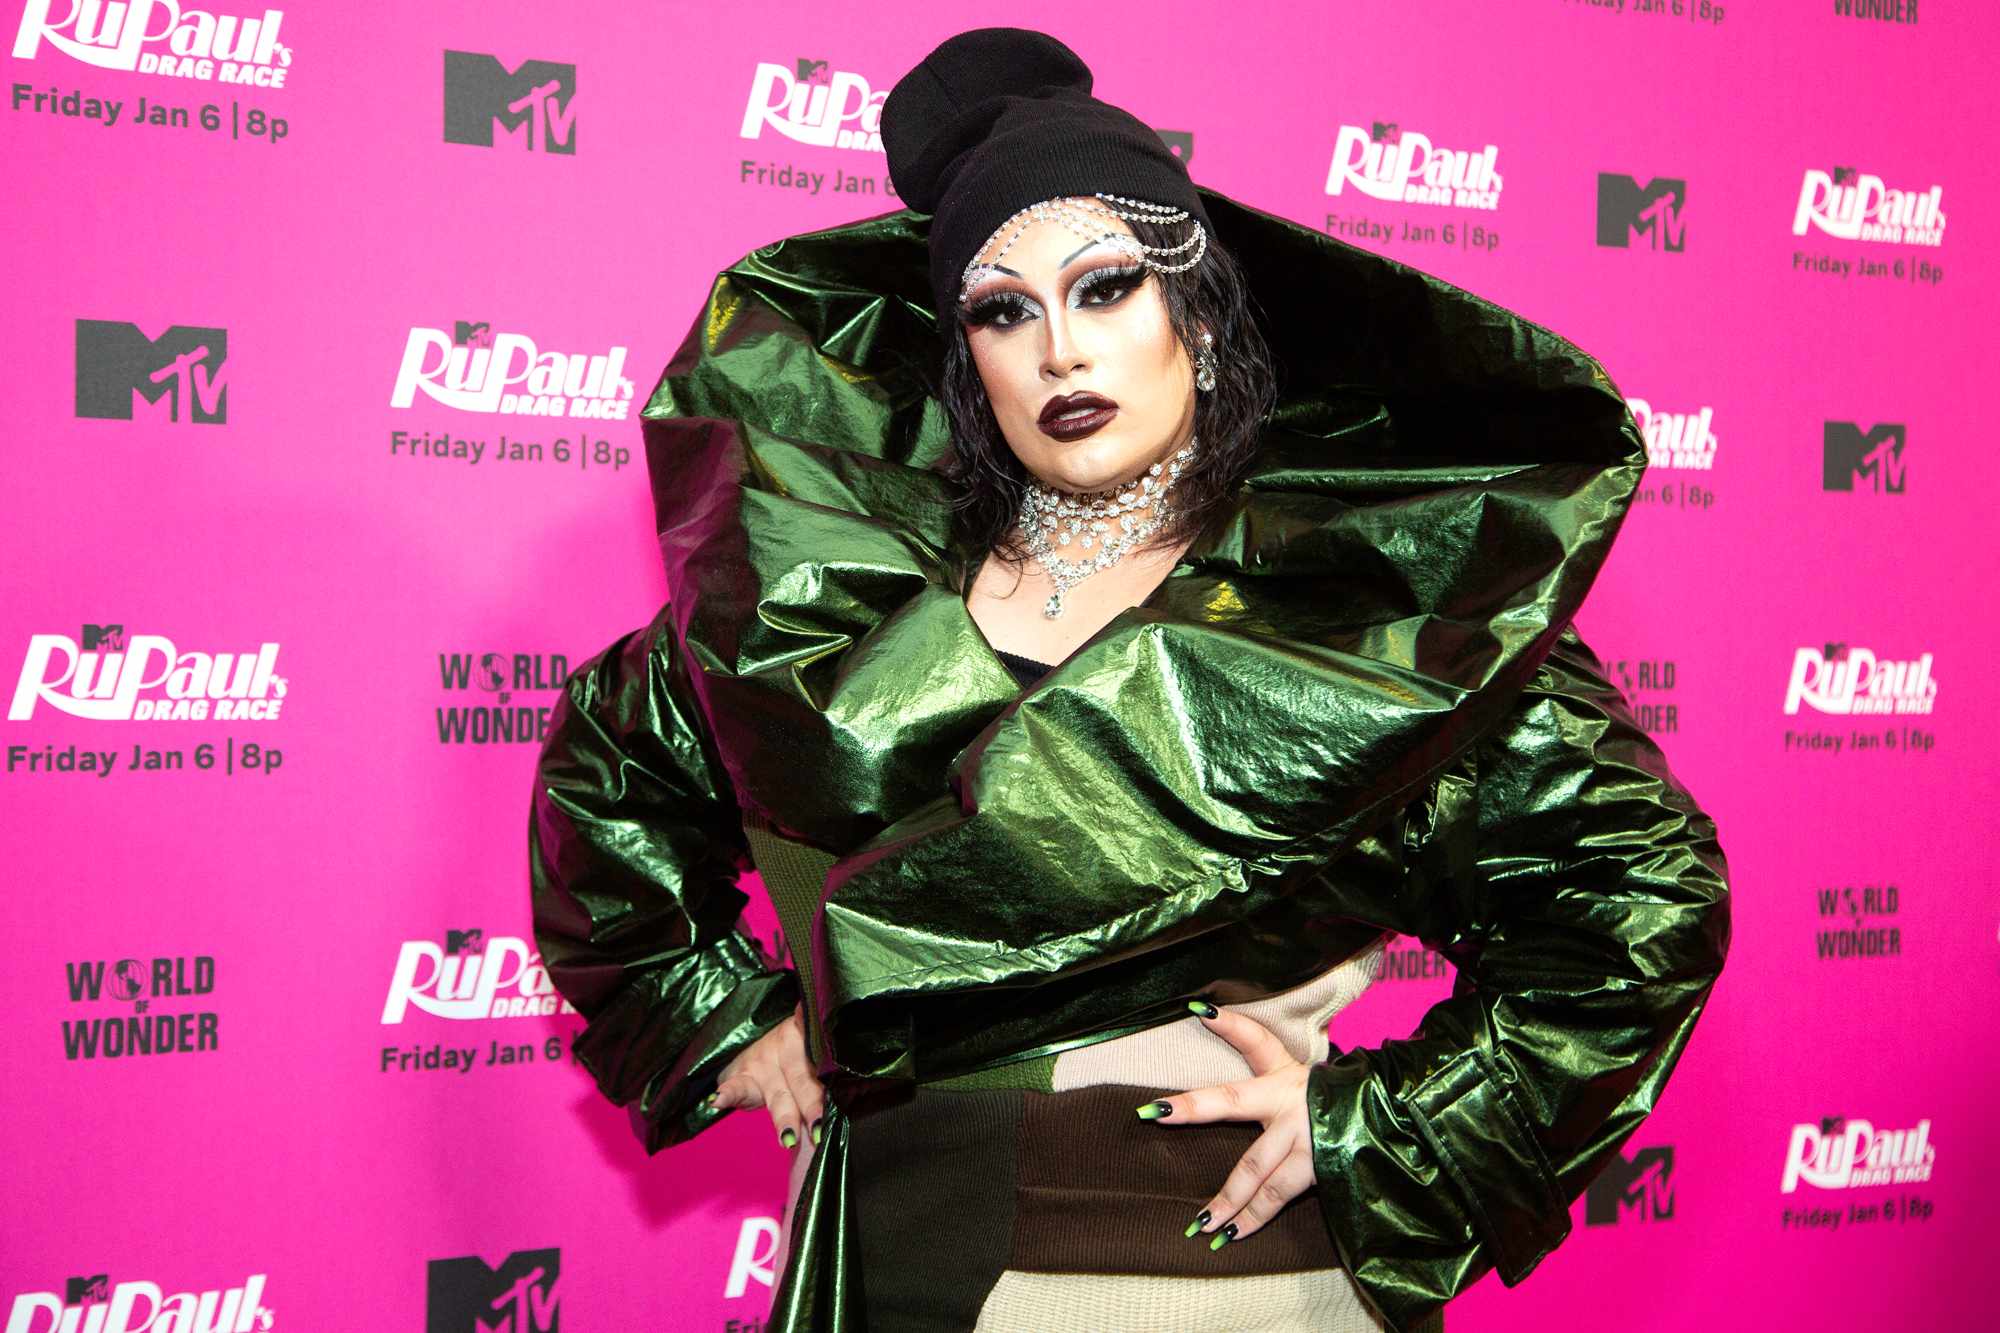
xmin=1039 ymin=306 xmax=1090 ymax=382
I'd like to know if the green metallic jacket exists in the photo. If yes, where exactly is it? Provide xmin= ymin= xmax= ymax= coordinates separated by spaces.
xmin=527 ymin=188 xmax=1731 ymax=1331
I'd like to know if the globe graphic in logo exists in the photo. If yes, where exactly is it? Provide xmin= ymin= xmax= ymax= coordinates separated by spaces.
xmin=478 ymin=653 xmax=507 ymax=692
xmin=110 ymin=959 xmax=146 ymax=1002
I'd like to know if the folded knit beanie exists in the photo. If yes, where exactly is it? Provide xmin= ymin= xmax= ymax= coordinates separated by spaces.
xmin=880 ymin=27 xmax=1211 ymax=317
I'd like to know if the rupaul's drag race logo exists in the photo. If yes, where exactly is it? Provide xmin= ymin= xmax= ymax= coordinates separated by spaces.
xmin=740 ymin=57 xmax=885 ymax=153
xmin=61 ymin=953 xmax=217 ymax=1060
xmin=1783 ymin=644 xmax=1936 ymax=716
xmin=1626 ymin=399 xmax=1717 ymax=471
xmin=8 ymin=626 xmax=285 ymax=722
xmin=5 ymin=1272 xmax=272 ymax=1333
xmin=381 ymin=930 xmax=575 ymax=1023
xmin=725 ymin=1217 xmax=782 ymax=1299
xmin=426 ymin=1250 xmax=559 ymax=1333
xmin=435 ymin=651 xmax=567 ymax=745
xmin=1782 ymin=1116 xmax=1935 ymax=1192
xmin=74 ymin=320 xmax=227 ymax=424
xmin=389 ymin=322 xmax=633 ymax=419
xmin=1325 ymin=122 xmax=1502 ymax=210
xmin=11 ymin=0 xmax=292 ymax=87
xmin=1793 ymin=167 xmax=1945 ymax=246
xmin=443 ymin=51 xmax=575 ymax=154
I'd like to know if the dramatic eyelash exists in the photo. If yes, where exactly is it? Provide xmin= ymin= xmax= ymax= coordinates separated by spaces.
xmin=961 ymin=292 xmax=1035 ymax=328
xmin=1071 ymin=263 xmax=1146 ymax=305
xmin=959 ymin=264 xmax=1146 ymax=328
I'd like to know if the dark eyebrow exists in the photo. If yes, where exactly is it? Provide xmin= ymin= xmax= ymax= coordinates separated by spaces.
xmin=1060 ymin=238 xmax=1120 ymax=267
xmin=974 ymin=241 xmax=1123 ymax=286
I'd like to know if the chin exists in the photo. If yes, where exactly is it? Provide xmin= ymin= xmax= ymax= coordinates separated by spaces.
xmin=1023 ymin=432 xmax=1156 ymax=492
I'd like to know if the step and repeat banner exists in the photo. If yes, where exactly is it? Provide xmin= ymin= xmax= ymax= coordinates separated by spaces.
xmin=3 ymin=1 xmax=1993 ymax=1330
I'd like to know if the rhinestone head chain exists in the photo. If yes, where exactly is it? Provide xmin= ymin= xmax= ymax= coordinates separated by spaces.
xmin=958 ymin=193 xmax=1208 ymax=305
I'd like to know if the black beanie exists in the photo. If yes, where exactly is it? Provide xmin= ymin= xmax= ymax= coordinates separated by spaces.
xmin=881 ymin=27 xmax=1210 ymax=318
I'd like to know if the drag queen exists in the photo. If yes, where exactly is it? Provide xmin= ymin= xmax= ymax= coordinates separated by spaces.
xmin=529 ymin=27 xmax=1730 ymax=1332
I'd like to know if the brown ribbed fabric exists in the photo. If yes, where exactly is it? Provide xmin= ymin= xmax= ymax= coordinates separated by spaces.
xmin=1010 ymin=1083 xmax=1344 ymax=1277
xmin=849 ymin=1087 xmax=1023 ymax=1330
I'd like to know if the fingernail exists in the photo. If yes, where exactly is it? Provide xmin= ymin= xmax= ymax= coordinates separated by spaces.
xmin=1208 ymin=1222 xmax=1238 ymax=1252
xmin=1135 ymin=1100 xmax=1173 ymax=1120
xmin=1183 ymin=1208 xmax=1211 ymax=1238
xmin=811 ymin=1119 xmax=823 ymax=1147
xmin=780 ymin=1127 xmax=798 ymax=1149
xmin=704 ymin=1092 xmax=719 ymax=1108
xmin=1187 ymin=999 xmax=1219 ymax=1019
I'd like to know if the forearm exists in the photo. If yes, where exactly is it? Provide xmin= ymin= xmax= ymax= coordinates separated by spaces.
xmin=1305 ymin=626 xmax=1731 ymax=1329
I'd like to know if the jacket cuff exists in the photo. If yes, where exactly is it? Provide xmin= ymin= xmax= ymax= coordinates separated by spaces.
xmin=624 ymin=932 xmax=801 ymax=1152
xmin=1307 ymin=1046 xmax=1569 ymax=1330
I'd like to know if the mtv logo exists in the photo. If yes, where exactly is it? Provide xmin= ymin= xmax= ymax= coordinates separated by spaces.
xmin=1584 ymin=1145 xmax=1675 ymax=1225
xmin=442 ymin=51 xmax=578 ymax=154
xmin=1596 ymin=174 xmax=1687 ymax=252
xmin=1155 ymin=129 xmax=1194 ymax=165
xmin=81 ymin=624 xmax=126 ymax=651
xmin=427 ymin=1249 xmax=561 ymax=1333
xmin=453 ymin=320 xmax=494 ymax=349
xmin=1371 ymin=121 xmax=1400 ymax=144
xmin=66 ymin=1275 xmax=109 ymax=1304
xmin=1823 ymin=422 xmax=1906 ymax=494
xmin=1832 ymin=165 xmax=1858 ymax=186
xmin=446 ymin=929 xmax=485 ymax=956
xmin=75 ymin=320 xmax=229 ymax=424
xmin=796 ymin=57 xmax=830 ymax=86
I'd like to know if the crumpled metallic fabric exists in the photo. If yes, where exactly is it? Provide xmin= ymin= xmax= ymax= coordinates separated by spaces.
xmin=527 ymin=187 xmax=1731 ymax=1332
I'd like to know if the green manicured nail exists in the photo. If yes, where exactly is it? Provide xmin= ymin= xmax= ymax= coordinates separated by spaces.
xmin=704 ymin=1092 xmax=718 ymax=1108
xmin=1184 ymin=1208 xmax=1211 ymax=1238
xmin=780 ymin=1126 xmax=798 ymax=1149
xmin=1187 ymin=999 xmax=1219 ymax=1019
xmin=1208 ymin=1222 xmax=1237 ymax=1252
xmin=1135 ymin=1100 xmax=1173 ymax=1120
xmin=811 ymin=1120 xmax=823 ymax=1147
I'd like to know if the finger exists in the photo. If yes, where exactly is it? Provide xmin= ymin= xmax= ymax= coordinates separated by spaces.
xmin=1187 ymin=1002 xmax=1294 ymax=1078
xmin=1197 ymin=1123 xmax=1314 ymax=1246
xmin=709 ymin=1072 xmax=763 ymax=1112
xmin=1140 ymin=1076 xmax=1267 ymax=1127
xmin=770 ymin=1009 xmax=827 ymax=1143
xmin=780 ymin=1059 xmax=826 ymax=1146
xmin=762 ymin=1074 xmax=803 ymax=1149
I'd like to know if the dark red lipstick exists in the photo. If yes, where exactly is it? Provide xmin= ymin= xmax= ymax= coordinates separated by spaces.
xmin=1037 ymin=390 xmax=1119 ymax=441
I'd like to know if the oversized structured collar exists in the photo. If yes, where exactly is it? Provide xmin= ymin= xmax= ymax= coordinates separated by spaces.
xmin=642 ymin=187 xmax=1645 ymax=1084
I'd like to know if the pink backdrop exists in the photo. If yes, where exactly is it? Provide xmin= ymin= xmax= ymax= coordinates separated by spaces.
xmin=4 ymin=2 xmax=1994 ymax=1329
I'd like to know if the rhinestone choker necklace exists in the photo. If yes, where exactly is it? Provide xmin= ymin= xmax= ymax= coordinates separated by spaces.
xmin=1017 ymin=440 xmax=1195 ymax=618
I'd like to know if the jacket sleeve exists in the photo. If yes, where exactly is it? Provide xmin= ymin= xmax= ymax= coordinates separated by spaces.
xmin=1305 ymin=624 xmax=1731 ymax=1330
xmin=529 ymin=599 xmax=800 ymax=1153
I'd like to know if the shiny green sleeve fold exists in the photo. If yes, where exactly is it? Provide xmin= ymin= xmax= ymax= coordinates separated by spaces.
xmin=1306 ymin=626 xmax=1731 ymax=1330
xmin=528 ymin=600 xmax=800 ymax=1152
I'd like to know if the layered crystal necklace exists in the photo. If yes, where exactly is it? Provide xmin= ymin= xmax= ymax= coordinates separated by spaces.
xmin=1017 ymin=438 xmax=1195 ymax=618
